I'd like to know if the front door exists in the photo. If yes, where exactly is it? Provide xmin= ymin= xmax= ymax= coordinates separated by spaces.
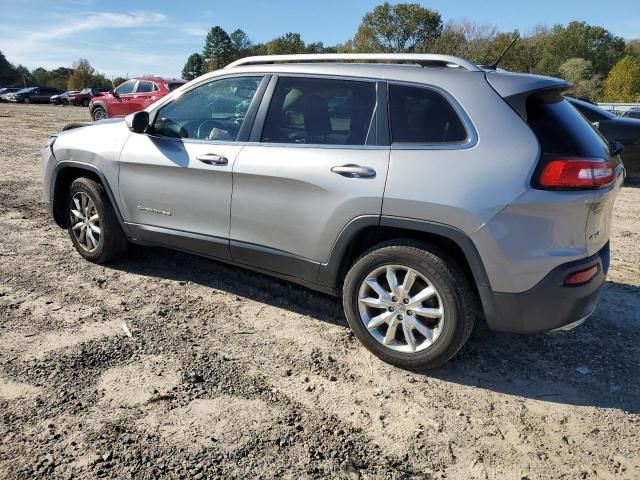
xmin=230 ymin=76 xmax=389 ymax=280
xmin=117 ymin=75 xmax=267 ymax=260
xmin=110 ymin=80 xmax=137 ymax=117
xmin=129 ymin=80 xmax=161 ymax=113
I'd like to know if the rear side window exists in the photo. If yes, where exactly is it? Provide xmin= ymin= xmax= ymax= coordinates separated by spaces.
xmin=389 ymin=84 xmax=467 ymax=144
xmin=168 ymin=82 xmax=185 ymax=91
xmin=136 ymin=81 xmax=157 ymax=93
xmin=527 ymin=91 xmax=609 ymax=159
xmin=261 ymin=77 xmax=376 ymax=146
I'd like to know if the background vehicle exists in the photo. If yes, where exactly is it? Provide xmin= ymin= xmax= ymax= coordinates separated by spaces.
xmin=50 ymin=91 xmax=79 ymax=105
xmin=43 ymin=54 xmax=623 ymax=369
xmin=72 ymin=87 xmax=108 ymax=107
xmin=89 ymin=77 xmax=185 ymax=121
xmin=9 ymin=86 xmax=65 ymax=103
xmin=0 ymin=87 xmax=22 ymax=102
xmin=622 ymin=108 xmax=640 ymax=120
xmin=568 ymin=97 xmax=640 ymax=173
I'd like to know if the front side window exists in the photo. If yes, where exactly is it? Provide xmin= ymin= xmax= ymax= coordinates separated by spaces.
xmin=136 ymin=81 xmax=157 ymax=93
xmin=261 ymin=77 xmax=376 ymax=146
xmin=389 ymin=84 xmax=467 ymax=144
xmin=115 ymin=81 xmax=136 ymax=95
xmin=152 ymin=76 xmax=263 ymax=141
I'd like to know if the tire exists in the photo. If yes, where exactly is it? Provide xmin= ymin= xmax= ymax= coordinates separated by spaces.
xmin=82 ymin=98 xmax=89 ymax=107
xmin=23 ymin=97 xmax=31 ymax=104
xmin=66 ymin=177 xmax=128 ymax=264
xmin=343 ymin=240 xmax=476 ymax=370
xmin=92 ymin=106 xmax=106 ymax=121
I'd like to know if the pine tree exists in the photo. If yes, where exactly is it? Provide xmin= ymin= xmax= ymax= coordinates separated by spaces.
xmin=182 ymin=53 xmax=204 ymax=81
xmin=202 ymin=26 xmax=233 ymax=71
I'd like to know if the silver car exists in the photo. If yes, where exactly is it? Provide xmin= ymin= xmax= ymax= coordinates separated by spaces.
xmin=41 ymin=54 xmax=624 ymax=369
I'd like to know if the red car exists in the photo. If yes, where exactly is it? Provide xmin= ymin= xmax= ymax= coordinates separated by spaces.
xmin=72 ymin=87 xmax=109 ymax=107
xmin=89 ymin=77 xmax=186 ymax=121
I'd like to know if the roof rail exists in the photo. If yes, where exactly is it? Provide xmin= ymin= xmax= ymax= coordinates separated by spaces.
xmin=225 ymin=53 xmax=481 ymax=72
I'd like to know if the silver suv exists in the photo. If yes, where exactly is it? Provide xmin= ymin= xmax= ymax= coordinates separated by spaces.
xmin=42 ymin=54 xmax=624 ymax=369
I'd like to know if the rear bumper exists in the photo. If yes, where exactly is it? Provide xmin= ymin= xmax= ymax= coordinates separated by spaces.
xmin=481 ymin=242 xmax=609 ymax=333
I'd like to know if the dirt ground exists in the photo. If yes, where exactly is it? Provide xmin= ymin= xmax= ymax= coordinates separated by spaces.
xmin=0 ymin=103 xmax=638 ymax=479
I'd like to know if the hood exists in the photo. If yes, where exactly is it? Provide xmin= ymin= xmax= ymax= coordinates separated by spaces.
xmin=61 ymin=117 xmax=124 ymax=132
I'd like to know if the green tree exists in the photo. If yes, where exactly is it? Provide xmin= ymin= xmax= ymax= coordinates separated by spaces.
xmin=353 ymin=2 xmax=442 ymax=53
xmin=31 ymin=67 xmax=51 ymax=87
xmin=266 ymin=33 xmax=306 ymax=55
xmin=67 ymin=58 xmax=96 ymax=90
xmin=112 ymin=77 xmax=127 ymax=88
xmin=182 ymin=53 xmax=204 ymax=80
xmin=626 ymin=39 xmax=640 ymax=60
xmin=0 ymin=50 xmax=20 ymax=86
xmin=536 ymin=21 xmax=625 ymax=76
xmin=202 ymin=26 xmax=234 ymax=70
xmin=602 ymin=55 xmax=640 ymax=102
xmin=559 ymin=57 xmax=601 ymax=101
xmin=230 ymin=29 xmax=252 ymax=57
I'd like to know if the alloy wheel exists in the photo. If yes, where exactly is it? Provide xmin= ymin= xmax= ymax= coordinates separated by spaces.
xmin=357 ymin=265 xmax=444 ymax=353
xmin=69 ymin=192 xmax=101 ymax=252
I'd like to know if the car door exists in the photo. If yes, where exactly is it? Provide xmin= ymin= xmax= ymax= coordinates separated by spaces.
xmin=110 ymin=80 xmax=137 ymax=117
xmin=129 ymin=80 xmax=161 ymax=113
xmin=230 ymin=75 xmax=389 ymax=282
xmin=117 ymin=74 xmax=268 ymax=260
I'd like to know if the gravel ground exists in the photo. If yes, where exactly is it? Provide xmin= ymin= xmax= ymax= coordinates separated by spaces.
xmin=0 ymin=103 xmax=639 ymax=480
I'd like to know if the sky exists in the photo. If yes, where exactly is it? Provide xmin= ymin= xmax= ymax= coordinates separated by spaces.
xmin=1 ymin=0 xmax=639 ymax=79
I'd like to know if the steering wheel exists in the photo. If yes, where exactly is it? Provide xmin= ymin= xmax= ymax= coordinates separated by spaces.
xmin=196 ymin=119 xmax=223 ymax=140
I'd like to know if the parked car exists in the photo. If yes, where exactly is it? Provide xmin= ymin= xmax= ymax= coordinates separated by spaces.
xmin=72 ymin=87 xmax=109 ymax=107
xmin=622 ymin=108 xmax=640 ymax=120
xmin=43 ymin=54 xmax=624 ymax=369
xmin=50 ymin=91 xmax=79 ymax=105
xmin=567 ymin=97 xmax=640 ymax=173
xmin=9 ymin=86 xmax=65 ymax=103
xmin=0 ymin=87 xmax=22 ymax=102
xmin=89 ymin=77 xmax=185 ymax=121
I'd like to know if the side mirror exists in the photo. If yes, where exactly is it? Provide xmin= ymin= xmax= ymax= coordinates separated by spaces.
xmin=126 ymin=111 xmax=150 ymax=133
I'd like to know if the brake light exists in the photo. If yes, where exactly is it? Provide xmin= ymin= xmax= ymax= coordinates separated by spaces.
xmin=539 ymin=159 xmax=614 ymax=189
xmin=565 ymin=265 xmax=598 ymax=285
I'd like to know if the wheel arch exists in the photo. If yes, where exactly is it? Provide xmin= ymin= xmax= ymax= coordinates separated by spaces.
xmin=51 ymin=162 xmax=125 ymax=230
xmin=319 ymin=216 xmax=492 ymax=317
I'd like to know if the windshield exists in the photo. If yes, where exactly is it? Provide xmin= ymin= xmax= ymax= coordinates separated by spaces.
xmin=15 ymin=88 xmax=35 ymax=94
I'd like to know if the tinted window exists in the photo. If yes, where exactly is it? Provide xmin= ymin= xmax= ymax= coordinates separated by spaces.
xmin=527 ymin=91 xmax=610 ymax=159
xmin=168 ymin=82 xmax=185 ymax=91
xmin=624 ymin=110 xmax=640 ymax=119
xmin=261 ymin=77 xmax=376 ymax=146
xmin=569 ymin=100 xmax=613 ymax=122
xmin=389 ymin=84 xmax=467 ymax=144
xmin=115 ymin=81 xmax=135 ymax=95
xmin=153 ymin=76 xmax=262 ymax=140
xmin=136 ymin=81 xmax=156 ymax=93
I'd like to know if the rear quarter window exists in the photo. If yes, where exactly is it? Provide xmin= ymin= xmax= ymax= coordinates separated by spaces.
xmin=388 ymin=84 xmax=468 ymax=144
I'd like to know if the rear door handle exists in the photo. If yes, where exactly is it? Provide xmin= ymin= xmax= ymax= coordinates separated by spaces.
xmin=331 ymin=164 xmax=376 ymax=178
xmin=197 ymin=153 xmax=228 ymax=166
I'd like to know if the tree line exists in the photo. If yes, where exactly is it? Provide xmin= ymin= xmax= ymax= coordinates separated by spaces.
xmin=0 ymin=55 xmax=127 ymax=91
xmin=183 ymin=2 xmax=640 ymax=102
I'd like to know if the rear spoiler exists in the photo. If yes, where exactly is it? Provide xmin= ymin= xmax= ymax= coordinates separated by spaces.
xmin=485 ymin=71 xmax=572 ymax=120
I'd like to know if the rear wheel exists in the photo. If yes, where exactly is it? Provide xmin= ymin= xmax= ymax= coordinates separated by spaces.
xmin=67 ymin=177 xmax=128 ymax=264
xmin=92 ymin=106 xmax=106 ymax=121
xmin=82 ymin=98 xmax=89 ymax=107
xmin=343 ymin=240 xmax=475 ymax=370
xmin=23 ymin=97 xmax=31 ymax=104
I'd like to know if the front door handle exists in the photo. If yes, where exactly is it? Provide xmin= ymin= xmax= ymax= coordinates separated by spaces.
xmin=331 ymin=164 xmax=376 ymax=178
xmin=197 ymin=153 xmax=228 ymax=166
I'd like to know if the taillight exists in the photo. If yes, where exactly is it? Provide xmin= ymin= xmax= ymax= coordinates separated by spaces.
xmin=539 ymin=159 xmax=614 ymax=189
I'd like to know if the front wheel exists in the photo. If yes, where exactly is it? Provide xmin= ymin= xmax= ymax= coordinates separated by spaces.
xmin=92 ymin=106 xmax=106 ymax=121
xmin=343 ymin=241 xmax=476 ymax=370
xmin=67 ymin=177 xmax=128 ymax=264
xmin=82 ymin=98 xmax=89 ymax=107
xmin=23 ymin=97 xmax=31 ymax=104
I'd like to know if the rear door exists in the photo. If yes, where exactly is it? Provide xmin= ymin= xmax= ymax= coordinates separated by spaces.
xmin=230 ymin=75 xmax=389 ymax=280
xmin=129 ymin=80 xmax=162 ymax=113
xmin=110 ymin=80 xmax=137 ymax=117
xmin=118 ymin=74 xmax=268 ymax=260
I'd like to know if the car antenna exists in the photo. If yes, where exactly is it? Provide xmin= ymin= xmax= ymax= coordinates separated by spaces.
xmin=482 ymin=33 xmax=520 ymax=70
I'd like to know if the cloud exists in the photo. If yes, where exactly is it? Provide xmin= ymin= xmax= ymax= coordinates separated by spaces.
xmin=25 ymin=11 xmax=167 ymax=43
